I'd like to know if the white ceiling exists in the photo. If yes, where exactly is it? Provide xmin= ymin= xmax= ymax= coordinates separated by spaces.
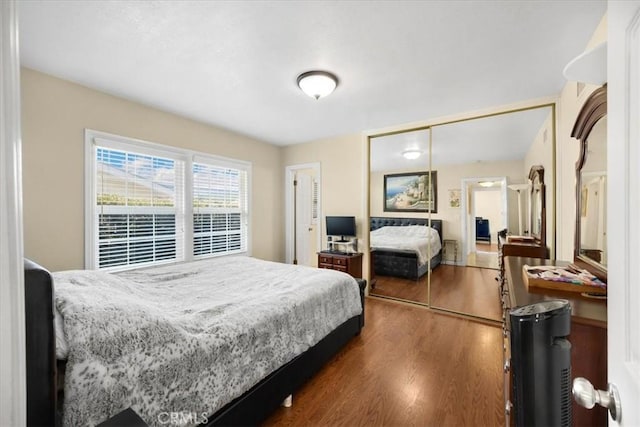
xmin=18 ymin=1 xmax=606 ymax=146
xmin=370 ymin=106 xmax=551 ymax=171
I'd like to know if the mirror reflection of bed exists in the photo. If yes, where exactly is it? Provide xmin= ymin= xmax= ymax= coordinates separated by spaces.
xmin=369 ymin=217 xmax=441 ymax=304
xmin=368 ymin=104 xmax=555 ymax=322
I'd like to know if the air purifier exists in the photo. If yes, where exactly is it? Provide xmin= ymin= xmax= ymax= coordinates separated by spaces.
xmin=509 ymin=300 xmax=572 ymax=426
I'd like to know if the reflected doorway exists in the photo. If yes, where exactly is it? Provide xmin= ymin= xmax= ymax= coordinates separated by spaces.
xmin=461 ymin=177 xmax=506 ymax=270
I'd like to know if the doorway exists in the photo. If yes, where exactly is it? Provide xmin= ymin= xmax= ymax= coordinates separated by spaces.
xmin=285 ymin=163 xmax=321 ymax=266
xmin=461 ymin=177 xmax=507 ymax=270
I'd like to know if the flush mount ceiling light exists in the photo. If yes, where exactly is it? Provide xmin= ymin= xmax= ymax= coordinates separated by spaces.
xmin=297 ymin=71 xmax=338 ymax=100
xmin=479 ymin=181 xmax=494 ymax=188
xmin=402 ymin=150 xmax=422 ymax=160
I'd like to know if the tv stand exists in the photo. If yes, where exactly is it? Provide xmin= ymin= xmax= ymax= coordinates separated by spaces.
xmin=327 ymin=237 xmax=357 ymax=253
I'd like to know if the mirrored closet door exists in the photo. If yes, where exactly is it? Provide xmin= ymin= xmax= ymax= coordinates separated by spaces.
xmin=368 ymin=104 xmax=556 ymax=322
xmin=369 ymin=128 xmax=433 ymax=305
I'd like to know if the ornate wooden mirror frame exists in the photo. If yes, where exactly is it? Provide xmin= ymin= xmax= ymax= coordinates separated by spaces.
xmin=571 ymin=84 xmax=607 ymax=282
xmin=528 ymin=165 xmax=546 ymax=247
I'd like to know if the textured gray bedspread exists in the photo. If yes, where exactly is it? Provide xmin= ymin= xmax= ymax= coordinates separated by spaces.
xmin=53 ymin=256 xmax=362 ymax=426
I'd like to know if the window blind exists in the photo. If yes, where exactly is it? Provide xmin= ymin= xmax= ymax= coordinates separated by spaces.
xmin=192 ymin=162 xmax=248 ymax=257
xmin=95 ymin=147 xmax=184 ymax=269
xmin=87 ymin=130 xmax=251 ymax=270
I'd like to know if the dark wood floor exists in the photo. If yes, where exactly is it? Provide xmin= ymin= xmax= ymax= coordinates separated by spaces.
xmin=370 ymin=265 xmax=502 ymax=321
xmin=370 ymin=274 xmax=429 ymax=304
xmin=430 ymin=266 xmax=502 ymax=321
xmin=475 ymin=242 xmax=498 ymax=252
xmin=264 ymin=297 xmax=505 ymax=426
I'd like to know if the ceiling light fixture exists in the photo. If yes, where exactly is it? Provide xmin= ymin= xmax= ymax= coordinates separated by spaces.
xmin=402 ymin=150 xmax=422 ymax=160
xmin=479 ymin=181 xmax=494 ymax=188
xmin=297 ymin=71 xmax=338 ymax=100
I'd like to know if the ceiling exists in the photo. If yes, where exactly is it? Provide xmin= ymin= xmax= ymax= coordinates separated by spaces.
xmin=18 ymin=1 xmax=606 ymax=146
xmin=370 ymin=106 xmax=551 ymax=171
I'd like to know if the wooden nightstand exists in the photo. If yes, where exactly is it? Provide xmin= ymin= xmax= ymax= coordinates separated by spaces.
xmin=443 ymin=239 xmax=458 ymax=264
xmin=317 ymin=252 xmax=363 ymax=278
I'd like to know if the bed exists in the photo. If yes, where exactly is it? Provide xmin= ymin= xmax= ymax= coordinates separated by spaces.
xmin=370 ymin=217 xmax=443 ymax=280
xmin=24 ymin=256 xmax=365 ymax=426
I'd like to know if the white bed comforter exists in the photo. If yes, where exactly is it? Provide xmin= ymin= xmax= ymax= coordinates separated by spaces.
xmin=52 ymin=256 xmax=362 ymax=426
xmin=370 ymin=225 xmax=442 ymax=265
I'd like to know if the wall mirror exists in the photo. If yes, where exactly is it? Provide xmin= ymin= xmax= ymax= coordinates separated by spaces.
xmin=529 ymin=165 xmax=546 ymax=245
xmin=369 ymin=128 xmax=431 ymax=306
xmin=428 ymin=105 xmax=554 ymax=321
xmin=367 ymin=104 xmax=556 ymax=322
xmin=571 ymin=85 xmax=607 ymax=281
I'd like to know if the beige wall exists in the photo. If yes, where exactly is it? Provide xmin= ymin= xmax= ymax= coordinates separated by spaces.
xmin=525 ymin=112 xmax=555 ymax=251
xmin=555 ymin=13 xmax=607 ymax=261
xmin=282 ymin=133 xmax=365 ymax=265
xmin=21 ymin=68 xmax=283 ymax=271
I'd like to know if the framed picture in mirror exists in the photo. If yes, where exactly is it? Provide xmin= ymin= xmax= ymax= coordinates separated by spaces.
xmin=383 ymin=171 xmax=437 ymax=213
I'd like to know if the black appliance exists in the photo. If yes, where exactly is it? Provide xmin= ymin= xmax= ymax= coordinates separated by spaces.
xmin=509 ymin=300 xmax=572 ymax=426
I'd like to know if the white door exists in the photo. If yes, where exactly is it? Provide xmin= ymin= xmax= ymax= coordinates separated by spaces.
xmin=295 ymin=173 xmax=313 ymax=266
xmin=606 ymin=1 xmax=640 ymax=423
xmin=285 ymin=163 xmax=321 ymax=266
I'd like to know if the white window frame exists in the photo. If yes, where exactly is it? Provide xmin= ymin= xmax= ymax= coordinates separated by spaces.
xmin=85 ymin=129 xmax=252 ymax=270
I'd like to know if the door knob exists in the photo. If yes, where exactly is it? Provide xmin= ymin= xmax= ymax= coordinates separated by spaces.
xmin=572 ymin=377 xmax=621 ymax=421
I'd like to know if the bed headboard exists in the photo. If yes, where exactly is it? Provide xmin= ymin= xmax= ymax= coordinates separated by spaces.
xmin=24 ymin=259 xmax=57 ymax=426
xmin=369 ymin=217 xmax=443 ymax=245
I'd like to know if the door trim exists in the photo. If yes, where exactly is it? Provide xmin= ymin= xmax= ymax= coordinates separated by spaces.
xmin=0 ymin=0 xmax=27 ymax=424
xmin=608 ymin=2 xmax=640 ymax=424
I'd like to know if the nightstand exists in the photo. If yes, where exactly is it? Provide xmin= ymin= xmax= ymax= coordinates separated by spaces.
xmin=443 ymin=239 xmax=458 ymax=265
xmin=317 ymin=252 xmax=363 ymax=278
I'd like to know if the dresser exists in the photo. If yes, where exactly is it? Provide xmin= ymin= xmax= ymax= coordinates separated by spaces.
xmin=501 ymin=256 xmax=607 ymax=426
xmin=498 ymin=234 xmax=549 ymax=287
xmin=317 ymin=252 xmax=363 ymax=278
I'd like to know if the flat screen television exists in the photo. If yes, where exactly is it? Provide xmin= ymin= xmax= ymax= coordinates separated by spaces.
xmin=326 ymin=216 xmax=356 ymax=242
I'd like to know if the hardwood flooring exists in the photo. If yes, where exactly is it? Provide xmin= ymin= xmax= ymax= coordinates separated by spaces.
xmin=475 ymin=242 xmax=498 ymax=252
xmin=264 ymin=297 xmax=505 ymax=427
xmin=370 ymin=275 xmax=428 ymax=304
xmin=430 ymin=265 xmax=502 ymax=321
xmin=466 ymin=252 xmax=499 ymax=270
xmin=370 ymin=265 xmax=502 ymax=321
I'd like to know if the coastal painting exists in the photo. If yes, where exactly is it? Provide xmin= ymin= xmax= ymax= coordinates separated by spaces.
xmin=384 ymin=171 xmax=437 ymax=213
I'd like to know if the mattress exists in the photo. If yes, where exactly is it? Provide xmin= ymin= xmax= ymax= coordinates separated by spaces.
xmin=370 ymin=225 xmax=442 ymax=265
xmin=52 ymin=256 xmax=362 ymax=426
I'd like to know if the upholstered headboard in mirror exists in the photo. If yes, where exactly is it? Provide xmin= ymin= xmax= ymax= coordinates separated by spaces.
xmin=571 ymin=85 xmax=607 ymax=281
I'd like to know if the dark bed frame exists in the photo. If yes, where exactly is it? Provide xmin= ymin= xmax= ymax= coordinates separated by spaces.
xmin=370 ymin=217 xmax=443 ymax=280
xmin=24 ymin=259 xmax=366 ymax=427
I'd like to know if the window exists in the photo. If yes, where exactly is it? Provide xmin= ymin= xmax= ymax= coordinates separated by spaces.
xmin=86 ymin=130 xmax=251 ymax=270
xmin=193 ymin=161 xmax=248 ymax=257
xmin=95 ymin=148 xmax=183 ymax=268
